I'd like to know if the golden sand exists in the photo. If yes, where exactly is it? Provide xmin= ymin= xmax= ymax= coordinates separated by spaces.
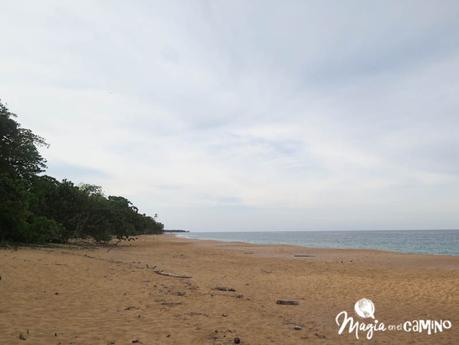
xmin=0 ymin=235 xmax=457 ymax=344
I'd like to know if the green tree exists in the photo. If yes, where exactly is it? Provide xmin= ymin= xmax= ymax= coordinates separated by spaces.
xmin=1 ymin=99 xmax=164 ymax=244
xmin=0 ymin=101 xmax=48 ymax=180
xmin=0 ymin=173 xmax=29 ymax=242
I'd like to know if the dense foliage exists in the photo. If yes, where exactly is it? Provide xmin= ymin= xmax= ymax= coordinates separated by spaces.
xmin=0 ymin=100 xmax=163 ymax=243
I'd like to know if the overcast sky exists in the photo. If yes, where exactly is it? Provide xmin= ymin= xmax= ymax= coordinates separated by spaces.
xmin=1 ymin=1 xmax=458 ymax=231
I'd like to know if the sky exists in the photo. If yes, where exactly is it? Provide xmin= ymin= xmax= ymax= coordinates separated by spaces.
xmin=1 ymin=0 xmax=458 ymax=231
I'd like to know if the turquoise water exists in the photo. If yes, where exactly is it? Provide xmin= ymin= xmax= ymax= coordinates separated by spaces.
xmin=179 ymin=230 xmax=459 ymax=256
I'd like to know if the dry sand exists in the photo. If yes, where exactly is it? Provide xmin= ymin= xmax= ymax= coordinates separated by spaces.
xmin=0 ymin=235 xmax=458 ymax=345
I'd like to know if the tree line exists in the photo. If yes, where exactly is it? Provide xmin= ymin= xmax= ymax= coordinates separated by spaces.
xmin=0 ymin=100 xmax=163 ymax=244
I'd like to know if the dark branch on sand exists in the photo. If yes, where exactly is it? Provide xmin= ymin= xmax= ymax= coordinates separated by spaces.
xmin=153 ymin=270 xmax=192 ymax=279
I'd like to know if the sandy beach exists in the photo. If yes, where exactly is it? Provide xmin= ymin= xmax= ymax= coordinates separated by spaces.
xmin=0 ymin=235 xmax=457 ymax=345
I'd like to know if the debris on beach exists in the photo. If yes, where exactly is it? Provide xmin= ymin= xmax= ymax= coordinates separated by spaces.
xmin=314 ymin=332 xmax=327 ymax=339
xmin=18 ymin=332 xmax=27 ymax=340
xmin=208 ymin=328 xmax=236 ymax=343
xmin=293 ymin=254 xmax=314 ymax=257
xmin=276 ymin=299 xmax=299 ymax=305
xmin=160 ymin=301 xmax=182 ymax=306
xmin=214 ymin=286 xmax=236 ymax=292
xmin=185 ymin=311 xmax=209 ymax=317
xmin=284 ymin=320 xmax=305 ymax=330
xmin=153 ymin=270 xmax=192 ymax=279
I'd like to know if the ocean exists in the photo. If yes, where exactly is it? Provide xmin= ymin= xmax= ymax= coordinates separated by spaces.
xmin=178 ymin=230 xmax=459 ymax=256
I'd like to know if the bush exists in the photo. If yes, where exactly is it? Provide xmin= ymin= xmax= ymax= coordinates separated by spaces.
xmin=24 ymin=217 xmax=65 ymax=243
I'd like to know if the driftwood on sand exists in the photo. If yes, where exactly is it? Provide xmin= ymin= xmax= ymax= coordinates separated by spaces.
xmin=276 ymin=299 xmax=299 ymax=305
xmin=214 ymin=286 xmax=236 ymax=292
xmin=153 ymin=270 xmax=192 ymax=279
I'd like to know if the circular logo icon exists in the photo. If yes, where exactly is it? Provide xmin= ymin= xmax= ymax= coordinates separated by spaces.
xmin=354 ymin=298 xmax=375 ymax=319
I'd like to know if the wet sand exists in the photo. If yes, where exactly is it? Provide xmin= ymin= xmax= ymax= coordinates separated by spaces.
xmin=0 ymin=235 xmax=458 ymax=345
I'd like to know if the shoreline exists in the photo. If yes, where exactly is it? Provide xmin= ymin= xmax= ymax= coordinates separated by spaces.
xmin=0 ymin=234 xmax=457 ymax=344
xmin=171 ymin=235 xmax=459 ymax=271
xmin=175 ymin=231 xmax=459 ymax=257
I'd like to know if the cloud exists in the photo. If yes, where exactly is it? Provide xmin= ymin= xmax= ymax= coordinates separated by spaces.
xmin=1 ymin=0 xmax=458 ymax=230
